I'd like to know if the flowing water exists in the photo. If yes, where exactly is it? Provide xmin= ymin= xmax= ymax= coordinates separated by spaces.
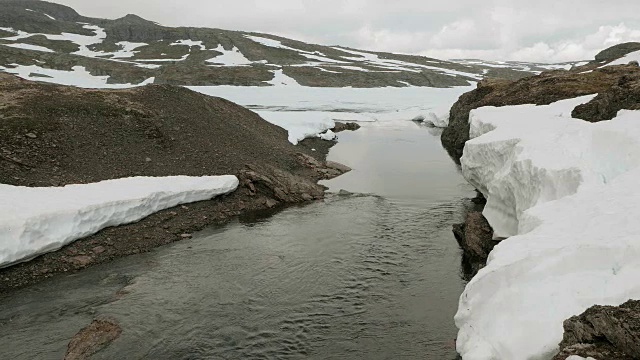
xmin=0 ymin=121 xmax=476 ymax=359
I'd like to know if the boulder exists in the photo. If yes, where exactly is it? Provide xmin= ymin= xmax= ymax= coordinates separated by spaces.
xmin=65 ymin=316 xmax=122 ymax=360
xmin=553 ymin=300 xmax=640 ymax=360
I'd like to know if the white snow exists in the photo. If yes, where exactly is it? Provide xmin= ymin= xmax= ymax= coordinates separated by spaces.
xmin=25 ymin=8 xmax=55 ymax=20
xmin=1 ymin=43 xmax=54 ymax=53
xmin=605 ymin=50 xmax=640 ymax=67
xmin=266 ymin=69 xmax=300 ymax=87
xmin=456 ymin=96 xmax=640 ymax=360
xmin=318 ymin=129 xmax=337 ymax=141
xmin=2 ymin=24 xmax=108 ymax=58
xmin=171 ymin=39 xmax=206 ymax=50
xmin=244 ymin=35 xmax=320 ymax=55
xmin=206 ymin=45 xmax=253 ymax=66
xmin=189 ymin=83 xmax=474 ymax=144
xmin=0 ymin=64 xmax=155 ymax=88
xmin=134 ymin=53 xmax=190 ymax=62
xmin=337 ymin=65 xmax=371 ymax=72
xmin=106 ymin=41 xmax=148 ymax=59
xmin=0 ymin=176 xmax=238 ymax=268
xmin=335 ymin=47 xmax=483 ymax=79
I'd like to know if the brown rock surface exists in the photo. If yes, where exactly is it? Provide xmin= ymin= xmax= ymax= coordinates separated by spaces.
xmin=554 ymin=300 xmax=640 ymax=360
xmin=65 ymin=317 xmax=122 ymax=360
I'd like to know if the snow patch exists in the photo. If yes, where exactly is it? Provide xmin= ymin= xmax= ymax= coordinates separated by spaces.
xmin=1 ymin=43 xmax=54 ymax=53
xmin=171 ymin=39 xmax=206 ymax=50
xmin=266 ymin=69 xmax=300 ymax=86
xmin=0 ymin=176 xmax=238 ymax=268
xmin=0 ymin=64 xmax=155 ymax=88
xmin=456 ymin=97 xmax=640 ymax=360
xmin=206 ymin=45 xmax=253 ymax=66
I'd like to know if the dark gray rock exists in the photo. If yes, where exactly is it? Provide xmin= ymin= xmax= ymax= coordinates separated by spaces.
xmin=453 ymin=210 xmax=496 ymax=279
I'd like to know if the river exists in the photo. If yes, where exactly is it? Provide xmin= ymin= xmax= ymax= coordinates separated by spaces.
xmin=0 ymin=117 xmax=476 ymax=359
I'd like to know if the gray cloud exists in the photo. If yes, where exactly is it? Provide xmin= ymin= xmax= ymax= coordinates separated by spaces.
xmin=52 ymin=0 xmax=640 ymax=62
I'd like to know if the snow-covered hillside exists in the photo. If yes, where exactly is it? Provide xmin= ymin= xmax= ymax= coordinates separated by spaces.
xmin=0 ymin=176 xmax=238 ymax=268
xmin=0 ymin=1 xmax=585 ymax=89
xmin=456 ymin=98 xmax=640 ymax=359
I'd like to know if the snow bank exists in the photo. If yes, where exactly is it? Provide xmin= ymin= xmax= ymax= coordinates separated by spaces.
xmin=0 ymin=175 xmax=238 ymax=268
xmin=456 ymin=98 xmax=640 ymax=360
xmin=605 ymin=50 xmax=640 ymax=66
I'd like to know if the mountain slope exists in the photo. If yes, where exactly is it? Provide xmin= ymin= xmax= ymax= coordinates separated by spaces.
xmin=0 ymin=0 xmax=585 ymax=88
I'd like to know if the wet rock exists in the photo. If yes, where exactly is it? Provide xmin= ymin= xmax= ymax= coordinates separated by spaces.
xmin=180 ymin=233 xmax=192 ymax=239
xmin=325 ymin=161 xmax=351 ymax=174
xmin=65 ymin=316 xmax=122 ymax=360
xmin=332 ymin=122 xmax=361 ymax=133
xmin=238 ymin=164 xmax=326 ymax=204
xmin=455 ymin=212 xmax=494 ymax=260
xmin=554 ymin=300 xmax=640 ymax=360
xmin=453 ymin=211 xmax=496 ymax=279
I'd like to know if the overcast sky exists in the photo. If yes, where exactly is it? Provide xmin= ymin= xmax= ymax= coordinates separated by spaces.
xmin=52 ymin=0 xmax=640 ymax=63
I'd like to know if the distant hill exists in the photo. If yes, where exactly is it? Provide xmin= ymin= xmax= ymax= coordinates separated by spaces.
xmin=0 ymin=0 xmax=591 ymax=88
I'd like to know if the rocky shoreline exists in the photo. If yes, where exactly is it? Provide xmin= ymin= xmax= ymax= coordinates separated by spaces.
xmin=0 ymin=74 xmax=356 ymax=293
xmin=447 ymin=55 xmax=640 ymax=359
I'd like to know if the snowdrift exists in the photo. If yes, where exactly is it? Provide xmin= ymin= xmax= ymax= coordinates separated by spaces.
xmin=0 ymin=175 xmax=238 ymax=268
xmin=456 ymin=97 xmax=640 ymax=359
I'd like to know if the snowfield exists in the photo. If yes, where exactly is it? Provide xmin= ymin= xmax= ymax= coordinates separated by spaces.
xmin=189 ymin=83 xmax=474 ymax=144
xmin=0 ymin=176 xmax=238 ymax=268
xmin=456 ymin=97 xmax=640 ymax=359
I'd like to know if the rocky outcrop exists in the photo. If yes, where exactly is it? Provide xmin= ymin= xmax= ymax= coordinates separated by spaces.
xmin=65 ymin=316 xmax=122 ymax=360
xmin=553 ymin=300 xmax=640 ymax=360
xmin=595 ymin=42 xmax=640 ymax=62
xmin=441 ymin=65 xmax=640 ymax=163
xmin=572 ymin=73 xmax=640 ymax=121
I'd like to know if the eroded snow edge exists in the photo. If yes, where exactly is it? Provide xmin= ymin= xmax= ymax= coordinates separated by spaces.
xmin=0 ymin=175 xmax=239 ymax=268
xmin=455 ymin=97 xmax=640 ymax=359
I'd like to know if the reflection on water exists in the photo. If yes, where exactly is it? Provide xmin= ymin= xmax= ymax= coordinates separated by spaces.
xmin=0 ymin=122 xmax=474 ymax=360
